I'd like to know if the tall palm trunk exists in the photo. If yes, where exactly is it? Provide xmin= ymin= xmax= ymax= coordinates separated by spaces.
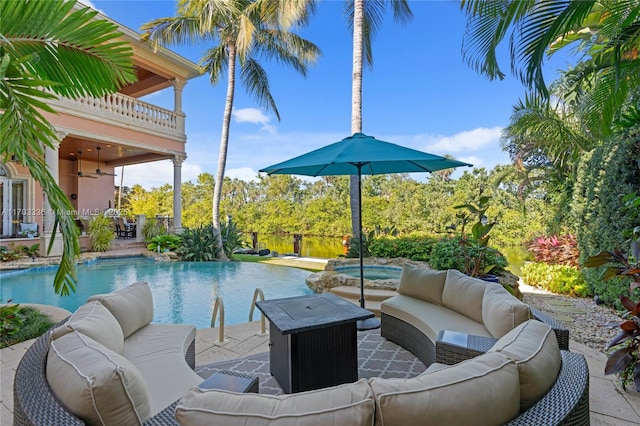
xmin=350 ymin=0 xmax=364 ymax=239
xmin=212 ymin=43 xmax=237 ymax=260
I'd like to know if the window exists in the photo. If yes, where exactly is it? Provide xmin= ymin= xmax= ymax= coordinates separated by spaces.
xmin=0 ymin=164 xmax=27 ymax=237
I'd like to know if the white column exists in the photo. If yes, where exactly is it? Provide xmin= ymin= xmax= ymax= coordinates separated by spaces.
xmin=172 ymin=154 xmax=186 ymax=234
xmin=173 ymin=79 xmax=186 ymax=133
xmin=42 ymin=131 xmax=66 ymax=256
xmin=43 ymin=133 xmax=65 ymax=233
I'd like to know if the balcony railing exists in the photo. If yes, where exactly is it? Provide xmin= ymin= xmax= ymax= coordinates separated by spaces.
xmin=49 ymin=92 xmax=185 ymax=138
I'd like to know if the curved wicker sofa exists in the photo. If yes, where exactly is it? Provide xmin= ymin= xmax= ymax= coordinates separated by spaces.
xmin=381 ymin=266 xmax=570 ymax=367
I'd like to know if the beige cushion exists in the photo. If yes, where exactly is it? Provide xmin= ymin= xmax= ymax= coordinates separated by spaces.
xmin=47 ymin=331 xmax=150 ymax=425
xmin=489 ymin=320 xmax=561 ymax=410
xmin=88 ymin=281 xmax=154 ymax=338
xmin=175 ymin=379 xmax=375 ymax=426
xmin=369 ymin=351 xmax=520 ymax=426
xmin=397 ymin=265 xmax=447 ymax=304
xmin=441 ymin=269 xmax=487 ymax=323
xmin=381 ymin=294 xmax=491 ymax=342
xmin=123 ymin=324 xmax=202 ymax=416
xmin=51 ymin=301 xmax=124 ymax=353
xmin=482 ymin=283 xmax=531 ymax=338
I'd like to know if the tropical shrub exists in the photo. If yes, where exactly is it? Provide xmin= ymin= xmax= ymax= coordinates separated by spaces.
xmin=19 ymin=243 xmax=40 ymax=260
xmin=0 ymin=245 xmax=23 ymax=262
xmin=528 ymin=234 xmax=580 ymax=267
xmin=147 ymin=234 xmax=181 ymax=252
xmin=1 ymin=302 xmax=54 ymax=349
xmin=142 ymin=218 xmax=168 ymax=243
xmin=176 ymin=224 xmax=220 ymax=261
xmin=220 ymin=221 xmax=248 ymax=258
xmin=0 ymin=301 xmax=23 ymax=337
xmin=346 ymin=231 xmax=373 ymax=259
xmin=521 ymin=262 xmax=590 ymax=297
xmin=429 ymin=237 xmax=508 ymax=275
xmin=368 ymin=236 xmax=438 ymax=261
xmin=87 ymin=213 xmax=114 ymax=252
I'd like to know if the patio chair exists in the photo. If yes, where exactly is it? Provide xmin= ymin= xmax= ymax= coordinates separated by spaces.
xmin=117 ymin=217 xmax=135 ymax=239
xmin=18 ymin=223 xmax=39 ymax=238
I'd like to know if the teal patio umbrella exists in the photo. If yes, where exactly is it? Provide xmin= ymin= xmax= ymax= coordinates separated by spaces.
xmin=260 ymin=133 xmax=472 ymax=330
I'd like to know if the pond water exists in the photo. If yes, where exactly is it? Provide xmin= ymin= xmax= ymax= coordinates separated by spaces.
xmin=246 ymin=234 xmax=345 ymax=258
xmin=0 ymin=257 xmax=313 ymax=328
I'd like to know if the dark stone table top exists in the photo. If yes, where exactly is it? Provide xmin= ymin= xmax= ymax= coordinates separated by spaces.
xmin=256 ymin=293 xmax=374 ymax=335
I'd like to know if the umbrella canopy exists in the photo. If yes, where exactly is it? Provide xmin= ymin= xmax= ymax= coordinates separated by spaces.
xmin=261 ymin=133 xmax=472 ymax=177
xmin=260 ymin=133 xmax=472 ymax=330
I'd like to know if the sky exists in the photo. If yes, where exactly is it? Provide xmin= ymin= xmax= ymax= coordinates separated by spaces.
xmin=86 ymin=0 xmax=576 ymax=189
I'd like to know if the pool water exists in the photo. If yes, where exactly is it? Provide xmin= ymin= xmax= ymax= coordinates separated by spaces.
xmin=335 ymin=265 xmax=401 ymax=281
xmin=0 ymin=257 xmax=313 ymax=328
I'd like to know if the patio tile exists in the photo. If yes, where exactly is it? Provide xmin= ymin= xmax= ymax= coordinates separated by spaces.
xmin=1 ymin=401 xmax=14 ymax=425
xmin=591 ymin=412 xmax=640 ymax=425
xmin=225 ymin=334 xmax=269 ymax=355
xmin=589 ymin=376 xmax=640 ymax=423
xmin=0 ymin=346 xmax=28 ymax=365
xmin=195 ymin=344 xmax=248 ymax=366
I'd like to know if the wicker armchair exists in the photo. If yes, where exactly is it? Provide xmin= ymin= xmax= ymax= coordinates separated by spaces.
xmin=13 ymin=320 xmax=194 ymax=426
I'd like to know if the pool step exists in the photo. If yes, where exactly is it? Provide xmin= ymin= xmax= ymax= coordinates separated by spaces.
xmin=329 ymin=286 xmax=397 ymax=316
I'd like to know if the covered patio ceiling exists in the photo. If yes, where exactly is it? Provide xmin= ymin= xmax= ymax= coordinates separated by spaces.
xmin=60 ymin=136 xmax=174 ymax=168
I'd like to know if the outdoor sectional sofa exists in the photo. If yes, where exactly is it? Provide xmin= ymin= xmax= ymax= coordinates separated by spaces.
xmin=381 ymin=265 xmax=570 ymax=366
xmin=14 ymin=277 xmax=589 ymax=425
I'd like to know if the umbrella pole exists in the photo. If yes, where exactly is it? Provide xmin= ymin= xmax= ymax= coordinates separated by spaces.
xmin=356 ymin=165 xmax=380 ymax=331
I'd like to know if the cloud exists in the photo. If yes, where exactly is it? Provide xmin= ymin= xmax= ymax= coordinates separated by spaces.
xmin=233 ymin=108 xmax=270 ymax=124
xmin=458 ymin=156 xmax=484 ymax=168
xmin=425 ymin=127 xmax=503 ymax=153
xmin=121 ymin=160 xmax=203 ymax=189
xmin=226 ymin=167 xmax=259 ymax=182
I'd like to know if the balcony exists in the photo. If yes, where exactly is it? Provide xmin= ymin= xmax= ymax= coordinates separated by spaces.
xmin=49 ymin=92 xmax=185 ymax=140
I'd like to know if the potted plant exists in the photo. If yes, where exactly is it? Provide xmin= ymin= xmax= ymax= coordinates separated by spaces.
xmin=584 ymin=193 xmax=640 ymax=391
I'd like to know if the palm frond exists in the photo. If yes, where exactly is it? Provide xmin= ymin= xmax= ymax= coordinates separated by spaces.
xmin=253 ymin=29 xmax=320 ymax=76
xmin=503 ymin=92 xmax=592 ymax=171
xmin=252 ymin=0 xmax=318 ymax=29
xmin=1 ymin=0 xmax=136 ymax=98
xmin=201 ymin=44 xmax=229 ymax=86
xmin=0 ymin=58 xmax=79 ymax=296
xmin=461 ymin=0 xmax=535 ymax=81
xmin=240 ymin=57 xmax=279 ymax=120
xmin=141 ymin=16 xmax=215 ymax=47
xmin=515 ymin=0 xmax=596 ymax=95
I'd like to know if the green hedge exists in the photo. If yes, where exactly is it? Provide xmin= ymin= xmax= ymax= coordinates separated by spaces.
xmin=521 ymin=262 xmax=590 ymax=297
xmin=368 ymin=236 xmax=438 ymax=262
xmin=571 ymin=130 xmax=640 ymax=305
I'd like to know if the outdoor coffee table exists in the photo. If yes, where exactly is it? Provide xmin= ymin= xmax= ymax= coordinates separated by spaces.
xmin=435 ymin=330 xmax=498 ymax=365
xmin=256 ymin=292 xmax=374 ymax=393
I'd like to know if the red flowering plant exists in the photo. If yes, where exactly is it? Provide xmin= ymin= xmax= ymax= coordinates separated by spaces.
xmin=528 ymin=234 xmax=580 ymax=267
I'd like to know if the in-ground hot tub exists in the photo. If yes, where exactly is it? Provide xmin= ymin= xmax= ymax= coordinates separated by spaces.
xmin=305 ymin=258 xmax=430 ymax=293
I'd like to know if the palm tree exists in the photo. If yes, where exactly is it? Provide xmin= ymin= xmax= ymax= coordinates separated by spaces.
xmin=460 ymin=0 xmax=640 ymax=137
xmin=1 ymin=0 xmax=136 ymax=295
xmin=141 ymin=0 xmax=320 ymax=260
xmin=345 ymin=0 xmax=412 ymax=239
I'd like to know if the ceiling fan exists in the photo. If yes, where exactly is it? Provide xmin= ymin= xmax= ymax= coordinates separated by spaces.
xmin=94 ymin=146 xmax=117 ymax=176
xmin=70 ymin=151 xmax=97 ymax=179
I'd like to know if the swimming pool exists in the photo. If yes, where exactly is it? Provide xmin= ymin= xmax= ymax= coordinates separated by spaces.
xmin=0 ymin=257 xmax=313 ymax=328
